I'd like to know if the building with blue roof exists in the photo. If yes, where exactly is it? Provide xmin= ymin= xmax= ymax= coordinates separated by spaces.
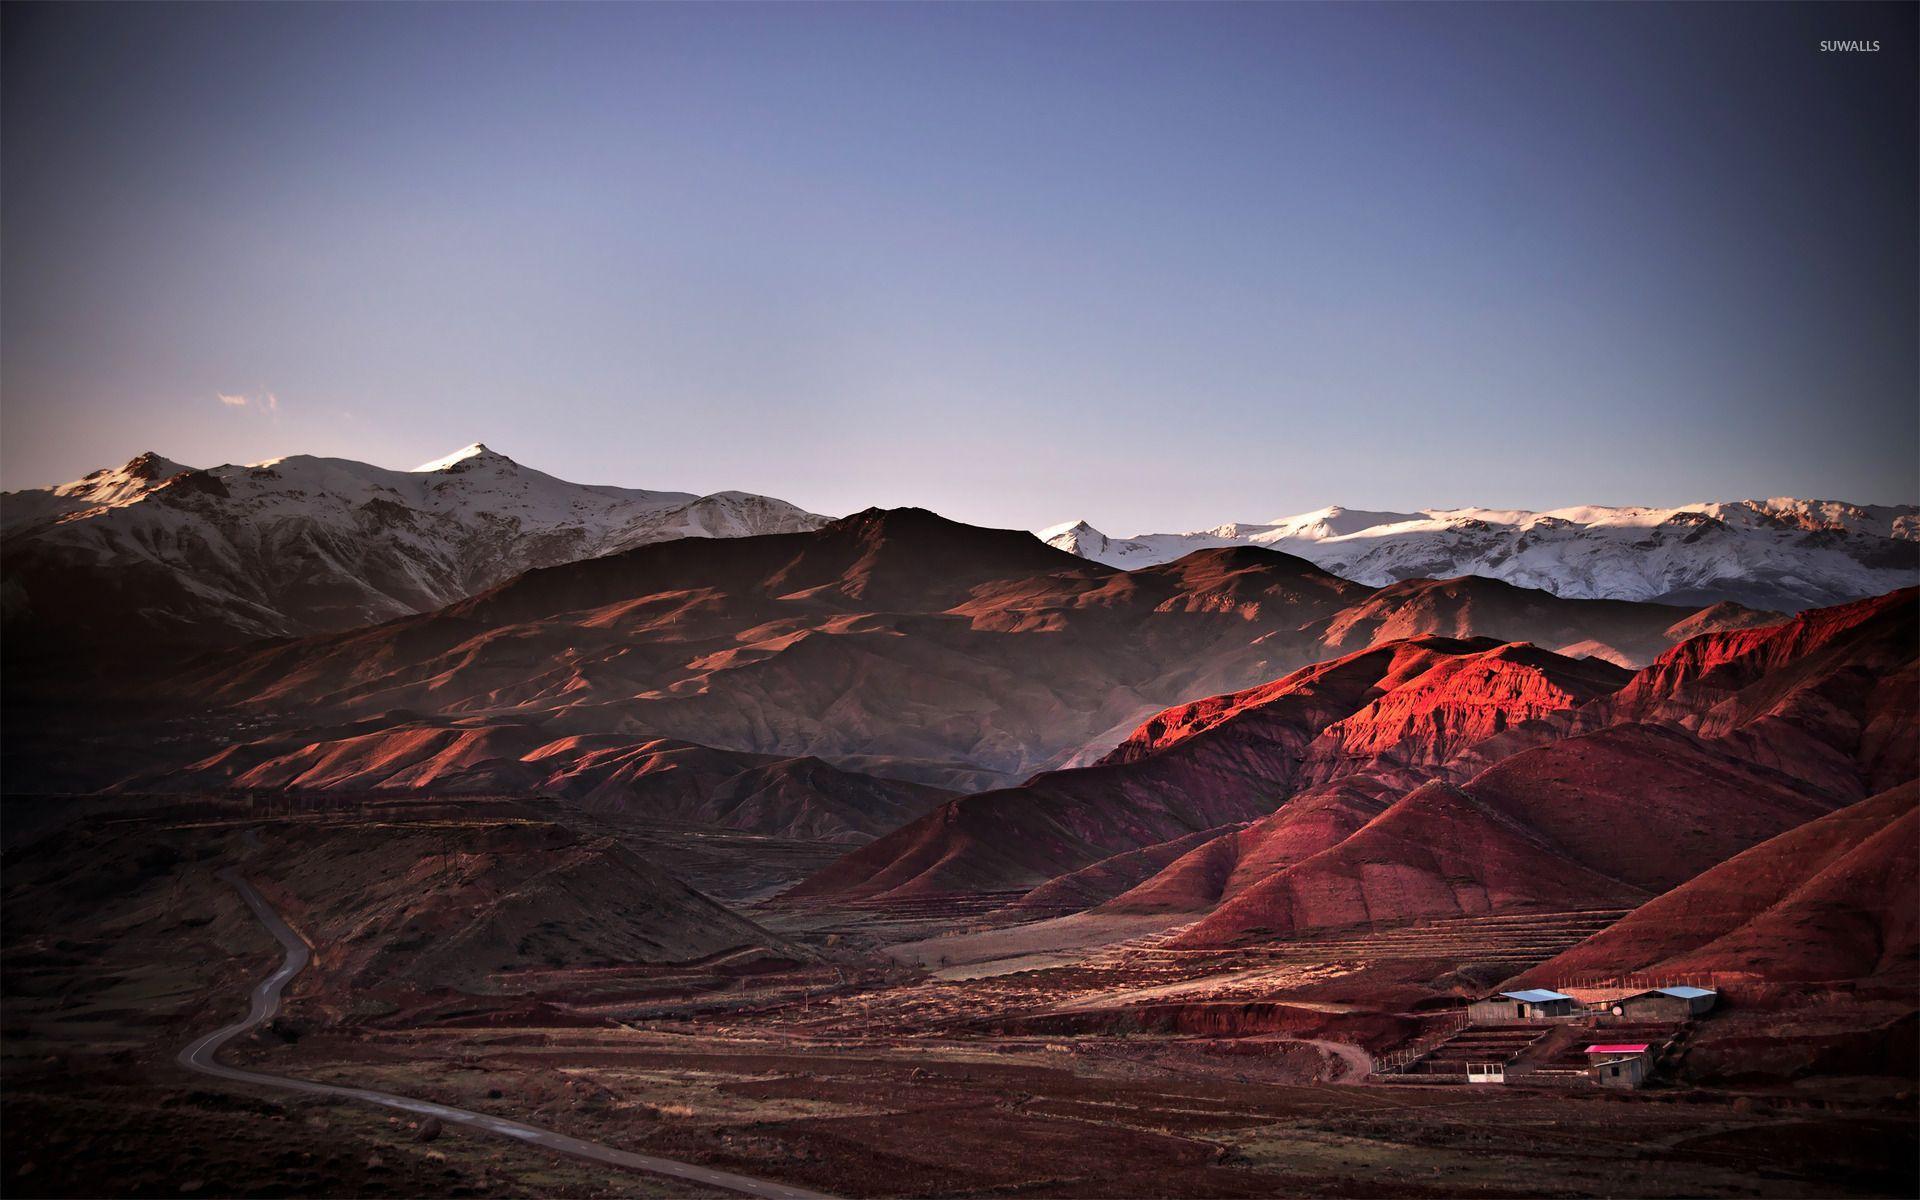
xmin=1468 ymin=988 xmax=1576 ymax=1022
xmin=1609 ymin=985 xmax=1718 ymax=1021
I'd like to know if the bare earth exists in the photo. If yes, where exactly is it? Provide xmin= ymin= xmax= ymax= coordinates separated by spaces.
xmin=3 ymin=799 xmax=1915 ymax=1199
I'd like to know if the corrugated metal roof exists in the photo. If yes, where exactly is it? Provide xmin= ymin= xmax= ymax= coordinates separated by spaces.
xmin=1585 ymin=1043 xmax=1651 ymax=1054
xmin=1651 ymin=985 xmax=1716 ymax=999
xmin=1498 ymin=989 xmax=1573 ymax=1004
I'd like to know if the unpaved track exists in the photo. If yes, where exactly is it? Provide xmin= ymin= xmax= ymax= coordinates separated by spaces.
xmin=179 ymin=868 xmax=836 ymax=1200
xmin=1299 ymin=1037 xmax=1374 ymax=1080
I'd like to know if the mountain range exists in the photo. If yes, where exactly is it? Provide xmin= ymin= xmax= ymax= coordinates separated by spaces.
xmin=1042 ymin=500 xmax=1918 ymax=612
xmin=3 ymin=458 xmax=1915 ymax=1015
xmin=6 ymin=447 xmax=1913 ymax=665
xmin=118 ymin=508 xmax=1783 ymax=799
xmin=0 ymin=443 xmax=826 ymax=653
xmin=798 ymin=585 xmax=1914 ymax=975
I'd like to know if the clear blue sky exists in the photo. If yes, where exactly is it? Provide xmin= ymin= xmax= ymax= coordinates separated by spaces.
xmin=4 ymin=3 xmax=1914 ymax=532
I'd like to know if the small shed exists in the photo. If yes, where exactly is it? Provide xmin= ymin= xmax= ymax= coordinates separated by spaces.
xmin=1589 ymin=1055 xmax=1648 ymax=1089
xmin=1584 ymin=1042 xmax=1652 ymax=1060
xmin=1609 ymin=986 xmax=1717 ymax=1022
xmin=1468 ymin=989 xmax=1576 ymax=1023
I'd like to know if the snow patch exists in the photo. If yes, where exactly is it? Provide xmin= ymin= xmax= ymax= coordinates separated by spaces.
xmin=1040 ymin=500 xmax=1919 ymax=611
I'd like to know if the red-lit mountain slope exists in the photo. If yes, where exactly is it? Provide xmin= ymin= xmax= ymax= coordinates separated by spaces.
xmin=789 ymin=637 xmax=1630 ymax=901
xmin=140 ymin=719 xmax=952 ymax=844
xmin=1605 ymin=587 xmax=1919 ymax=797
xmin=1163 ymin=724 xmax=1836 ymax=946
xmin=1096 ymin=591 xmax=1916 ymax=945
xmin=1511 ymin=782 xmax=1917 ymax=987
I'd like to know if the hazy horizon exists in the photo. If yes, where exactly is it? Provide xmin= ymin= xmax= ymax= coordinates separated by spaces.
xmin=5 ymin=3 xmax=1915 ymax=532
xmin=9 ymin=436 xmax=1919 ymax=538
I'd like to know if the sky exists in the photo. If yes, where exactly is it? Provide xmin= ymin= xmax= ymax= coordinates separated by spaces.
xmin=3 ymin=2 xmax=1915 ymax=534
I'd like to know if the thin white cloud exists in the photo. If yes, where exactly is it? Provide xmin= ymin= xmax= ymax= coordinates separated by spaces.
xmin=217 ymin=391 xmax=280 ymax=413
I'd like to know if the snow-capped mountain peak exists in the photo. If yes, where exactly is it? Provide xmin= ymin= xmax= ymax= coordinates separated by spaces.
xmin=70 ymin=450 xmax=189 ymax=501
xmin=0 ymin=451 xmax=193 ymax=533
xmin=1040 ymin=499 xmax=1918 ymax=612
xmin=1260 ymin=505 xmax=1426 ymax=541
xmin=3 ymin=445 xmax=830 ymax=646
xmin=412 ymin=441 xmax=502 ymax=472
xmin=1035 ymin=519 xmax=1151 ymax=565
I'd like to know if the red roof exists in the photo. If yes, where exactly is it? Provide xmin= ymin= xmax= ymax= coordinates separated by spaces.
xmin=1585 ymin=1043 xmax=1651 ymax=1054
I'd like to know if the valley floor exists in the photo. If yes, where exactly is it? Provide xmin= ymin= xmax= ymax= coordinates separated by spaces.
xmin=3 ymin=799 xmax=1915 ymax=1199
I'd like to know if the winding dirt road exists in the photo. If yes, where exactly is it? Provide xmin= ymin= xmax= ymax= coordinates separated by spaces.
xmin=179 ymin=868 xmax=836 ymax=1200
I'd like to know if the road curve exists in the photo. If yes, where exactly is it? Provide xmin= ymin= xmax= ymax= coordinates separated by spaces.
xmin=180 ymin=868 xmax=837 ymax=1200
xmin=1299 ymin=1037 xmax=1375 ymax=1082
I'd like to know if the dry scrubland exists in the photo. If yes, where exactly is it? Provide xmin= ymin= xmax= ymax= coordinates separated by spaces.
xmin=3 ymin=798 xmax=1915 ymax=1199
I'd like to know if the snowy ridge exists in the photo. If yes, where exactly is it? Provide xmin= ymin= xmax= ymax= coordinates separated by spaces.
xmin=1041 ymin=500 xmax=1918 ymax=612
xmin=2 ymin=444 xmax=829 ymax=643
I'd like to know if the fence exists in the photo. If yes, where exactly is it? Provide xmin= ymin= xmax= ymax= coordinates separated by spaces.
xmin=1369 ymin=1007 xmax=1469 ymax=1075
xmin=1546 ymin=971 xmax=1726 ymax=994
